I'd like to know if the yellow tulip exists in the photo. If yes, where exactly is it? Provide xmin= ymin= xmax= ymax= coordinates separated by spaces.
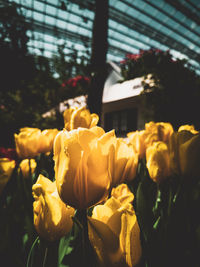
xmin=111 ymin=183 xmax=134 ymax=206
xmin=32 ymin=174 xmax=75 ymax=241
xmin=127 ymin=130 xmax=147 ymax=159
xmin=0 ymin=158 xmax=15 ymax=195
xmin=38 ymin=129 xmax=59 ymax=154
xmin=146 ymin=141 xmax=171 ymax=184
xmin=19 ymin=159 xmax=37 ymax=178
xmin=88 ymin=184 xmax=142 ymax=267
xmin=145 ymin=121 xmax=174 ymax=144
xmin=63 ymin=106 xmax=99 ymax=130
xmin=178 ymin=124 xmax=198 ymax=134
xmin=14 ymin=127 xmax=59 ymax=158
xmin=109 ymin=138 xmax=138 ymax=186
xmin=14 ymin=127 xmax=42 ymax=158
xmin=169 ymin=131 xmax=200 ymax=178
xmin=63 ymin=107 xmax=77 ymax=131
xmin=54 ymin=126 xmax=113 ymax=209
xmin=127 ymin=121 xmax=174 ymax=159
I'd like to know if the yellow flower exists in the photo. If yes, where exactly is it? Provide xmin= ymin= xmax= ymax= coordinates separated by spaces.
xmin=111 ymin=183 xmax=134 ymax=206
xmin=38 ymin=129 xmax=59 ymax=154
xmin=178 ymin=124 xmax=198 ymax=134
xmin=88 ymin=184 xmax=142 ymax=267
xmin=127 ymin=121 xmax=173 ymax=159
xmin=63 ymin=106 xmax=99 ymax=130
xmin=146 ymin=141 xmax=171 ymax=184
xmin=14 ymin=128 xmax=42 ymax=158
xmin=19 ymin=159 xmax=37 ymax=178
xmin=63 ymin=107 xmax=77 ymax=131
xmin=53 ymin=126 xmax=112 ymax=209
xmin=109 ymin=138 xmax=138 ymax=186
xmin=145 ymin=121 xmax=174 ymax=144
xmin=127 ymin=130 xmax=147 ymax=159
xmin=169 ymin=131 xmax=200 ymax=178
xmin=0 ymin=158 xmax=15 ymax=195
xmin=32 ymin=174 xmax=75 ymax=241
xmin=14 ymin=127 xmax=59 ymax=158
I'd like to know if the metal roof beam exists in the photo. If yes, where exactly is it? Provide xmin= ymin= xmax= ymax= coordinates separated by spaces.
xmin=110 ymin=7 xmax=200 ymax=62
xmin=29 ymin=20 xmax=131 ymax=60
xmin=142 ymin=0 xmax=200 ymax=39
xmin=120 ymin=0 xmax=200 ymax=50
xmin=165 ymin=0 xmax=200 ymax=25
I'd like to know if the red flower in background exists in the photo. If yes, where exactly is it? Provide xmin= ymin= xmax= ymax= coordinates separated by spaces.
xmin=0 ymin=147 xmax=18 ymax=161
xmin=61 ymin=75 xmax=90 ymax=88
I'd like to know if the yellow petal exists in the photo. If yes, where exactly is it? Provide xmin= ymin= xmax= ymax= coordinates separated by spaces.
xmin=0 ymin=158 xmax=15 ymax=195
xmin=90 ymin=126 xmax=105 ymax=138
xmin=146 ymin=141 xmax=170 ymax=184
xmin=111 ymin=184 xmax=134 ymax=206
xmin=88 ymin=217 xmax=125 ymax=267
xmin=54 ymin=130 xmax=82 ymax=208
xmin=70 ymin=106 xmax=92 ymax=129
xmin=32 ymin=174 xmax=75 ymax=241
xmin=120 ymin=211 xmax=142 ymax=267
xmin=90 ymin=113 xmax=99 ymax=128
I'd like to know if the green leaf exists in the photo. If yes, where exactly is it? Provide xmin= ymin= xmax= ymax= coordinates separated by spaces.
xmin=58 ymin=231 xmax=74 ymax=266
xmin=26 ymin=236 xmax=40 ymax=267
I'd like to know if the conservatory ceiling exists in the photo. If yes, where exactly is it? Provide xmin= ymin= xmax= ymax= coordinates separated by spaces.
xmin=6 ymin=0 xmax=200 ymax=73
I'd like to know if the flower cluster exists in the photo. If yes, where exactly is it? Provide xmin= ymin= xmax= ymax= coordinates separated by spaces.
xmin=63 ymin=105 xmax=99 ymax=131
xmin=0 ymin=106 xmax=199 ymax=267
xmin=61 ymin=75 xmax=90 ymax=88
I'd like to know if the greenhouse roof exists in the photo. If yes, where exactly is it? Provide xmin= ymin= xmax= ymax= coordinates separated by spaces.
xmin=6 ymin=0 xmax=200 ymax=73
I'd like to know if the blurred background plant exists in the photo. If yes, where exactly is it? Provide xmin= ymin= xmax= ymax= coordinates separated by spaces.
xmin=120 ymin=49 xmax=200 ymax=130
xmin=0 ymin=2 xmax=90 ymax=148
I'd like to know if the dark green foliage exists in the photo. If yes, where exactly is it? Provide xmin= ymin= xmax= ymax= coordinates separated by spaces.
xmin=120 ymin=49 xmax=200 ymax=130
xmin=0 ymin=3 xmax=90 ymax=148
xmin=129 ymin=159 xmax=200 ymax=267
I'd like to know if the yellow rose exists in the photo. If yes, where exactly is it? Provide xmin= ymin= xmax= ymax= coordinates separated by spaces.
xmin=109 ymin=138 xmax=138 ymax=186
xmin=146 ymin=141 xmax=171 ymax=184
xmin=169 ymin=131 xmax=200 ymax=178
xmin=32 ymin=174 xmax=75 ymax=241
xmin=53 ymin=126 xmax=112 ymax=209
xmin=63 ymin=106 xmax=99 ymax=130
xmin=88 ymin=184 xmax=142 ymax=267
xmin=0 ymin=158 xmax=16 ymax=195
xmin=14 ymin=128 xmax=42 ymax=158
xmin=19 ymin=159 xmax=37 ymax=178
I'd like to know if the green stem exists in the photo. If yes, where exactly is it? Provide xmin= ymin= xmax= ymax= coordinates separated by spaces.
xmin=42 ymin=247 xmax=48 ymax=267
xmin=26 ymin=236 xmax=40 ymax=267
xmin=75 ymin=209 xmax=94 ymax=266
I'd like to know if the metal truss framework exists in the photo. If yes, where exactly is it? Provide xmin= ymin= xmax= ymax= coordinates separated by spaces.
xmin=5 ymin=0 xmax=200 ymax=72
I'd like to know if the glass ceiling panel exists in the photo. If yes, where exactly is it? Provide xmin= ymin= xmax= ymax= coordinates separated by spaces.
xmin=5 ymin=0 xmax=200 ymax=74
xmin=34 ymin=1 xmax=44 ymax=11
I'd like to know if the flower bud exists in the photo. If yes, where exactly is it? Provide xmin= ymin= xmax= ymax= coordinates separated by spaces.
xmin=88 ymin=184 xmax=142 ymax=267
xmin=169 ymin=131 xmax=200 ymax=178
xmin=19 ymin=159 xmax=37 ymax=178
xmin=109 ymin=138 xmax=138 ymax=186
xmin=146 ymin=141 xmax=171 ymax=184
xmin=0 ymin=158 xmax=15 ymax=195
xmin=63 ymin=106 xmax=99 ymax=130
xmin=14 ymin=127 xmax=59 ymax=158
xmin=54 ymin=126 xmax=112 ymax=209
xmin=32 ymin=174 xmax=75 ymax=241
xmin=14 ymin=128 xmax=42 ymax=158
